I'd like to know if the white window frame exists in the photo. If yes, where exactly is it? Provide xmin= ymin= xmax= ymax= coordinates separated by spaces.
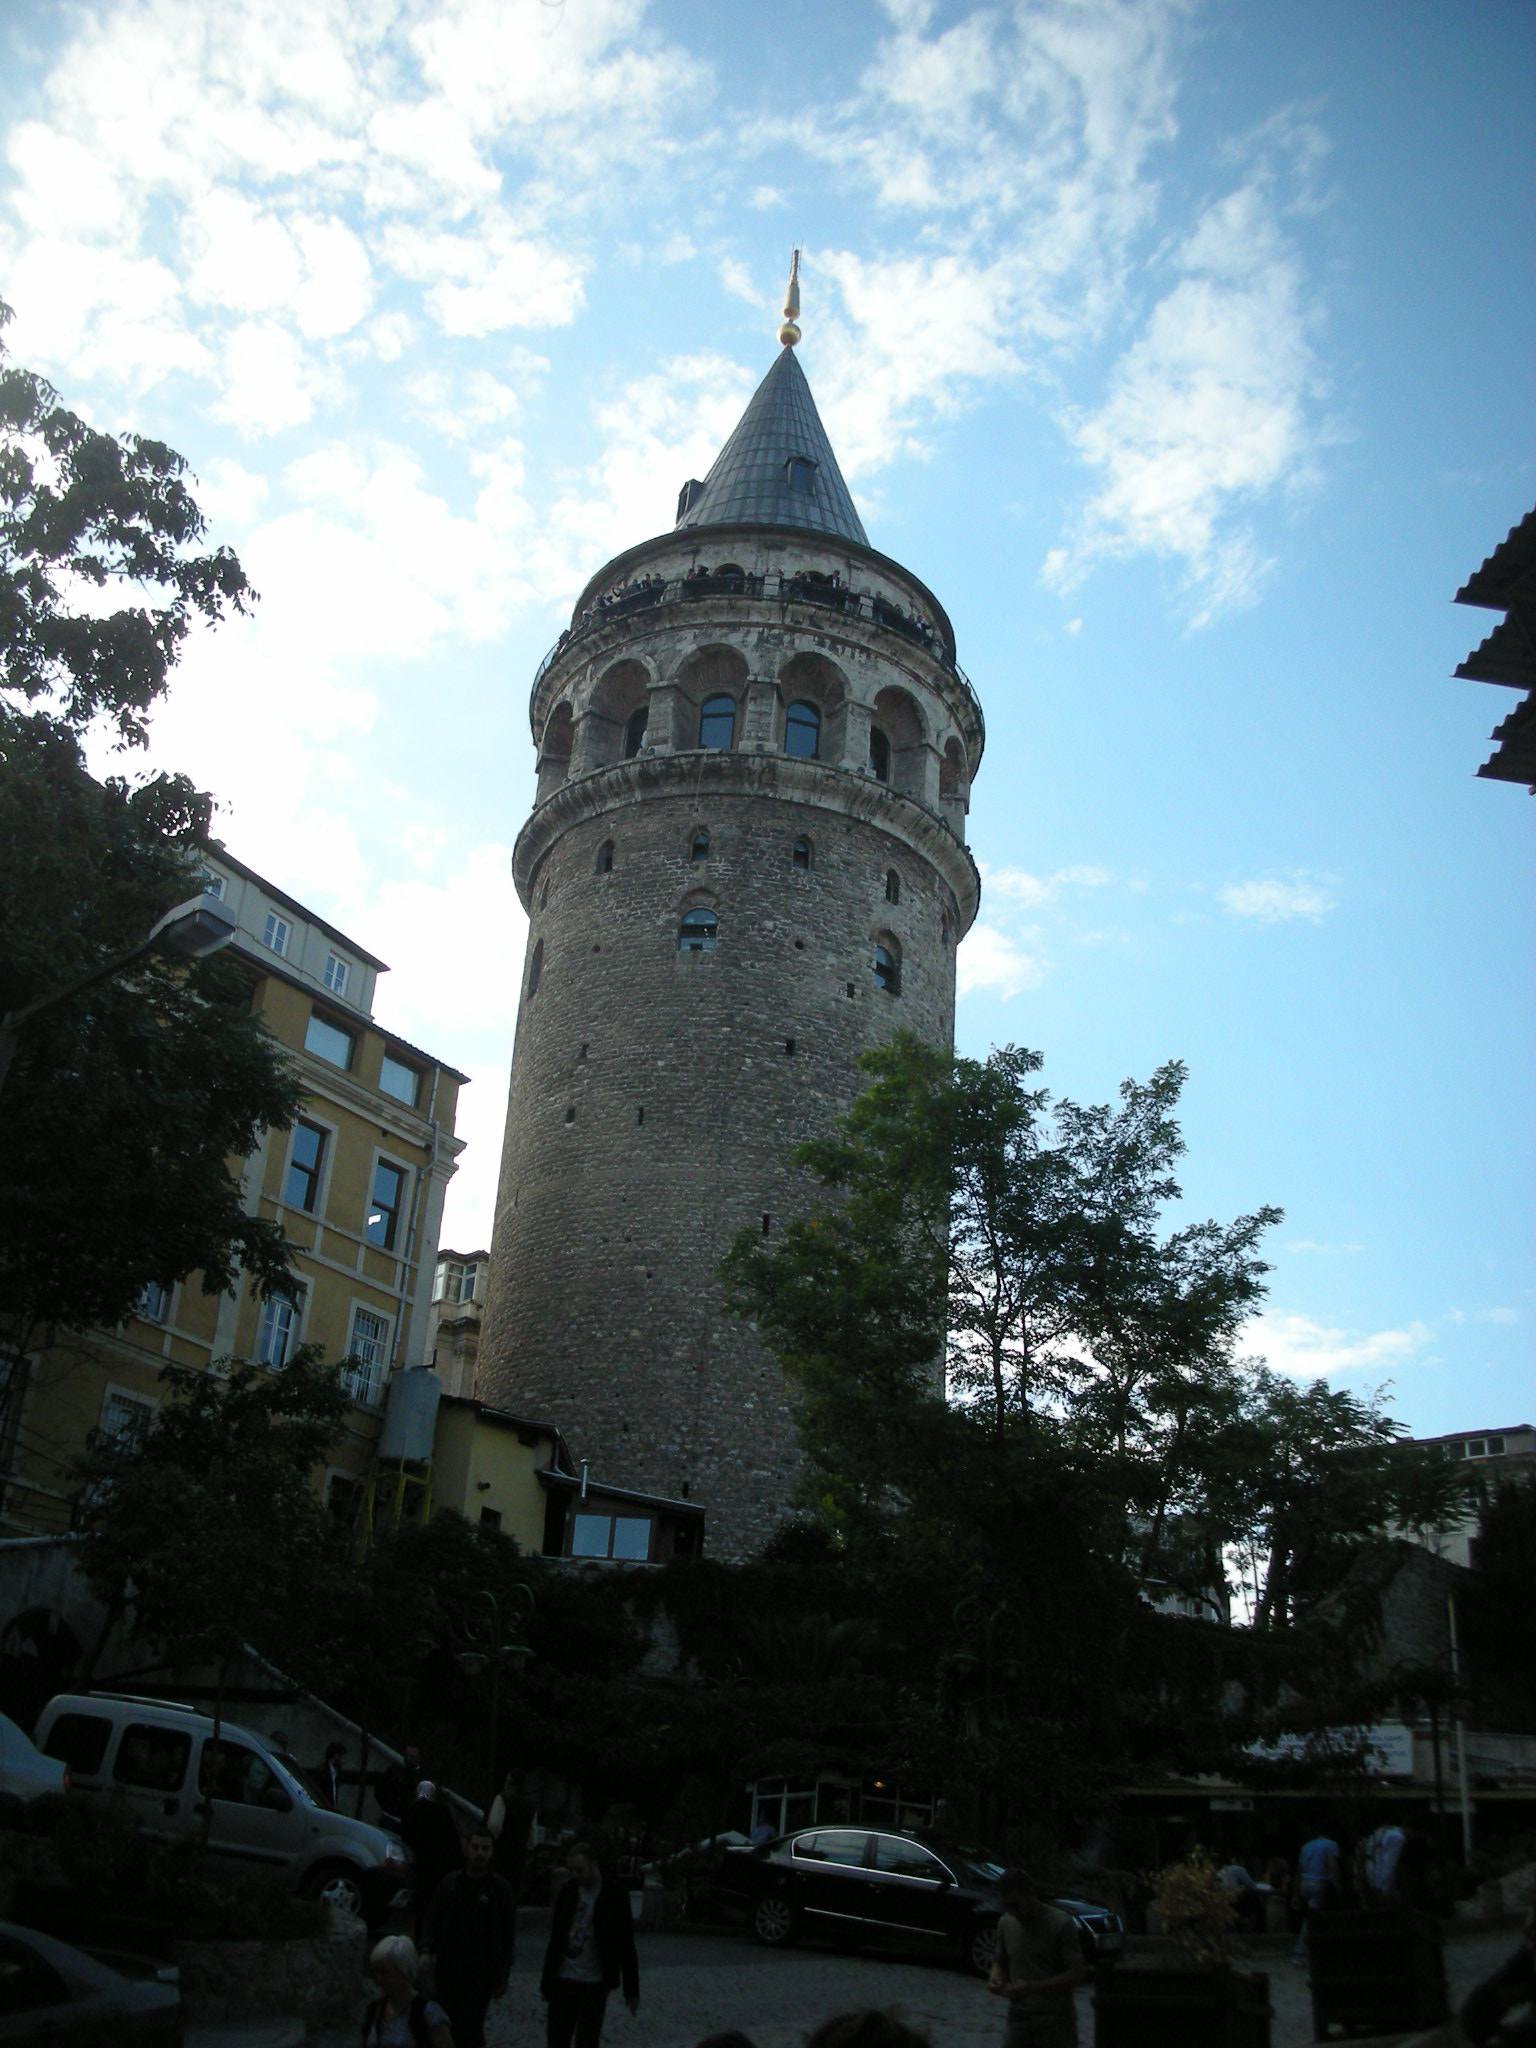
xmin=342 ymin=1302 xmax=394 ymax=1409
xmin=201 ymin=869 xmax=227 ymax=901
xmin=99 ymin=1382 xmax=159 ymax=1442
xmin=323 ymin=951 xmax=349 ymax=997
xmin=257 ymin=1287 xmax=307 ymax=1370
xmin=133 ymin=1280 xmax=172 ymax=1325
xmin=262 ymin=912 xmax=290 ymax=956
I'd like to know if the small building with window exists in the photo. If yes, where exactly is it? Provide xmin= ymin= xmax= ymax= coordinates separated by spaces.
xmin=1401 ymin=1422 xmax=1535 ymax=1568
xmin=1 ymin=848 xmax=467 ymax=1537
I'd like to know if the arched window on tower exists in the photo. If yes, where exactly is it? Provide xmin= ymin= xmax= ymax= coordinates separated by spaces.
xmin=690 ymin=828 xmax=710 ymax=862
xmin=596 ymin=839 xmax=615 ymax=875
xmin=885 ymin=869 xmax=900 ymax=905
xmin=784 ymin=700 xmax=821 ymax=759
xmin=679 ymin=907 xmax=718 ymax=953
xmin=624 ymin=706 xmax=649 ymax=758
xmin=868 ymin=727 xmax=891 ymax=783
xmin=873 ymin=936 xmax=901 ymax=995
xmin=527 ymin=938 xmax=544 ymax=998
xmin=786 ymin=455 xmax=817 ymax=494
xmin=699 ymin=694 xmax=735 ymax=750
xmin=792 ymin=837 xmax=813 ymax=870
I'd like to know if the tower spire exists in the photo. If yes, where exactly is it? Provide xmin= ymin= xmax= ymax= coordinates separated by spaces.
xmin=778 ymin=248 xmax=801 ymax=348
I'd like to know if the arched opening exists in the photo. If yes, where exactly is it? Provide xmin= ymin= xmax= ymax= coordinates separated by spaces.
xmin=596 ymin=839 xmax=615 ymax=875
xmin=679 ymin=906 xmax=718 ymax=953
xmin=537 ymin=702 xmax=573 ymax=803
xmin=872 ymin=685 xmax=927 ymax=797
xmin=940 ymin=738 xmax=965 ymax=798
xmin=699 ymin=693 xmax=736 ymax=750
xmin=527 ymin=938 xmax=544 ymax=998
xmin=677 ymin=644 xmax=748 ymax=752
xmin=792 ymin=836 xmax=813 ymax=871
xmin=625 ymin=706 xmax=649 ymax=758
xmin=690 ymin=828 xmax=710 ymax=862
xmin=784 ymin=700 xmax=821 ymax=760
xmin=885 ymin=869 xmax=900 ymax=905
xmin=873 ymin=934 xmax=902 ymax=995
xmin=778 ymin=651 xmax=849 ymax=764
xmin=582 ymin=659 xmax=651 ymax=772
xmin=868 ymin=727 xmax=891 ymax=783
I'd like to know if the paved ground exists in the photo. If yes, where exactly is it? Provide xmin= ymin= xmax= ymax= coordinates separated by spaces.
xmin=310 ymin=1918 xmax=1519 ymax=2048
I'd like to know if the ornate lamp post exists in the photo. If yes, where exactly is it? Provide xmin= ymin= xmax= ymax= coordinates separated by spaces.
xmin=455 ymin=1586 xmax=534 ymax=1807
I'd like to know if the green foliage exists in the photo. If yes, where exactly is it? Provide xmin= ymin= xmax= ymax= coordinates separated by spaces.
xmin=1465 ymin=1472 xmax=1536 ymax=1719
xmin=1150 ymin=1848 xmax=1240 ymax=1967
xmin=0 ymin=713 xmax=301 ymax=1350
xmin=1 ymin=300 xmax=254 ymax=746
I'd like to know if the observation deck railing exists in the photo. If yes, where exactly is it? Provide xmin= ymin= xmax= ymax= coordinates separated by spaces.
xmin=532 ymin=567 xmax=983 ymax=743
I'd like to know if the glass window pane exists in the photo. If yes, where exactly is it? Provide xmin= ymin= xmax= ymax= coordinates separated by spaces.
xmin=284 ymin=1121 xmax=325 ymax=1211
xmin=324 ymin=953 xmax=349 ymax=995
xmin=571 ymin=1513 xmax=611 ymax=1557
xmin=610 ymin=1517 xmax=651 ymax=1561
xmin=678 ymin=908 xmax=717 ymax=953
xmin=699 ymin=695 xmax=735 ymax=749
xmin=868 ymin=729 xmax=891 ymax=782
xmin=42 ymin=1713 xmax=111 ymax=1775
xmin=785 ymin=701 xmax=820 ymax=759
xmin=114 ymin=1725 xmax=191 ymax=1791
xmin=367 ymin=1161 xmax=405 ymax=1247
xmin=379 ymin=1053 xmax=420 ymax=1106
xmin=304 ymin=1013 xmax=354 ymax=1068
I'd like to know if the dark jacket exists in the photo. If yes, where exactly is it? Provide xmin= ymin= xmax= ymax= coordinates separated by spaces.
xmin=540 ymin=1876 xmax=638 ymax=2002
xmin=423 ymin=1867 xmax=517 ymax=1993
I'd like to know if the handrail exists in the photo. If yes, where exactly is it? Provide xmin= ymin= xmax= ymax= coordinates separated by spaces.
xmin=530 ymin=568 xmax=983 ymax=741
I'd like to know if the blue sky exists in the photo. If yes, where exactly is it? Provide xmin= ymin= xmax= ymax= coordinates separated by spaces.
xmin=2 ymin=0 xmax=1531 ymax=1437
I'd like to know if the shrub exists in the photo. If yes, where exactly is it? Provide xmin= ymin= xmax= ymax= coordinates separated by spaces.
xmin=1149 ymin=1849 xmax=1240 ymax=1968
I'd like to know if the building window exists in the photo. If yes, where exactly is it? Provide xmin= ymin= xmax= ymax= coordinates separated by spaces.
xmin=283 ymin=1119 xmax=327 ymax=1212
xmin=100 ymin=1387 xmax=156 ymax=1441
xmin=366 ymin=1159 xmax=407 ymax=1250
xmin=1466 ymin=1438 xmax=1487 ymax=1458
xmin=1486 ymin=1435 xmax=1505 ymax=1455
xmin=459 ymin=1260 xmax=479 ymax=1301
xmin=480 ymin=1506 xmax=502 ymax=1531
xmin=786 ymin=455 xmax=817 ymax=493
xmin=304 ymin=1011 xmax=355 ymax=1069
xmin=624 ymin=707 xmax=649 ymax=758
xmin=527 ymin=939 xmax=543 ymax=999
xmin=379 ymin=1052 xmax=421 ymax=1107
xmin=343 ymin=1307 xmax=390 ymax=1408
xmin=690 ymin=829 xmax=710 ymax=862
xmin=874 ymin=940 xmax=901 ymax=995
xmin=885 ymin=869 xmax=900 ymax=904
xmin=262 ymin=912 xmax=290 ymax=956
xmin=201 ymin=869 xmax=226 ymax=901
xmin=134 ymin=1281 xmax=169 ymax=1324
xmin=571 ymin=1511 xmax=652 ymax=1561
xmin=595 ymin=839 xmax=615 ymax=875
xmin=785 ymin=700 xmax=820 ymax=759
xmin=679 ymin=907 xmax=717 ymax=953
xmin=257 ymin=1290 xmax=303 ymax=1369
xmin=868 ymin=728 xmax=891 ymax=783
xmin=1446 ymin=1441 xmax=1466 ymax=1460
xmin=698 ymin=694 xmax=735 ymax=750
xmin=323 ymin=952 xmax=349 ymax=997
xmin=792 ymin=837 xmax=812 ymax=870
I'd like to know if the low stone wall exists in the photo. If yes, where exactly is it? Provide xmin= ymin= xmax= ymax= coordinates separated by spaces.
xmin=173 ymin=1905 xmax=368 ymax=2033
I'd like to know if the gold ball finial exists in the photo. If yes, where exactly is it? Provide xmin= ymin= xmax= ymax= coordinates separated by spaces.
xmin=778 ymin=248 xmax=801 ymax=347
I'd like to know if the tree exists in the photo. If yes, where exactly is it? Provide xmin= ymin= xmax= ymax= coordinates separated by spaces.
xmin=1 ymin=301 xmax=253 ymax=745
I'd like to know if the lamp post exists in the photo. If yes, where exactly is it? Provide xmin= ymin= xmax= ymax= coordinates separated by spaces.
xmin=0 ymin=890 xmax=237 ymax=1096
xmin=455 ymin=1585 xmax=534 ymax=1808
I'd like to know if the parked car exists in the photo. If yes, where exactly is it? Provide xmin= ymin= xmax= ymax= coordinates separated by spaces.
xmin=700 ymin=1827 xmax=1125 ymax=1976
xmin=0 ymin=1920 xmax=181 ymax=2043
xmin=0 ymin=1711 xmax=68 ymax=1803
xmin=33 ymin=1692 xmax=411 ymax=1922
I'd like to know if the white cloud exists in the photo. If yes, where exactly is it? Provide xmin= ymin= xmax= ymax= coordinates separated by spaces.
xmin=1219 ymin=873 xmax=1337 ymax=923
xmin=1246 ymin=1310 xmax=1434 ymax=1382
xmin=956 ymin=923 xmax=1045 ymax=1001
xmin=747 ymin=184 xmax=783 ymax=210
xmin=1284 ymin=1240 xmax=1365 ymax=1256
xmin=981 ymin=861 xmax=1112 ymax=907
xmin=718 ymin=258 xmax=761 ymax=306
xmin=381 ymin=215 xmax=589 ymax=337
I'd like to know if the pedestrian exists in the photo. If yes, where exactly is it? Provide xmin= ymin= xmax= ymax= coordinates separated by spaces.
xmin=1218 ymin=1858 xmax=1266 ymax=1933
xmin=540 ymin=1840 xmax=639 ymax=2048
xmin=361 ymin=1934 xmax=452 ymax=2048
xmin=488 ymin=1768 xmax=538 ymax=1895
xmin=402 ymin=1782 xmax=466 ymax=1944
xmin=319 ymin=1741 xmax=347 ymax=1811
xmin=1460 ymin=1905 xmax=1534 ymax=2045
xmin=377 ymin=1743 xmax=423 ymax=1832
xmin=1292 ymin=1825 xmax=1340 ymax=1966
xmin=985 ymin=1868 xmax=1085 ymax=2048
xmin=422 ymin=1821 xmax=516 ymax=2048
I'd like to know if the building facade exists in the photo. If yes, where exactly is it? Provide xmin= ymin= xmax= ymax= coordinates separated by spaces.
xmin=477 ymin=296 xmax=984 ymax=1554
xmin=0 ymin=849 xmax=466 ymax=1535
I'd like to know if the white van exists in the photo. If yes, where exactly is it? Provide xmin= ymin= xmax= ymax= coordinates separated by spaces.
xmin=34 ymin=1693 xmax=412 ymax=1920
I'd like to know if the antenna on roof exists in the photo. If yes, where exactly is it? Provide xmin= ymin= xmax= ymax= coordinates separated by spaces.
xmin=778 ymin=249 xmax=801 ymax=348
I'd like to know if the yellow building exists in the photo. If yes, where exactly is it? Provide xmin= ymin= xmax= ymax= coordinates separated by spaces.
xmin=1 ymin=848 xmax=466 ymax=1535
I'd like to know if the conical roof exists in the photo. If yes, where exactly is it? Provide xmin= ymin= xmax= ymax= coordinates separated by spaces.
xmin=676 ymin=347 xmax=868 ymax=547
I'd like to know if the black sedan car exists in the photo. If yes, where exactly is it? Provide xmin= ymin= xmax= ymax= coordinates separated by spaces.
xmin=0 ymin=1922 xmax=182 ymax=2043
xmin=703 ymin=1826 xmax=1123 ymax=1976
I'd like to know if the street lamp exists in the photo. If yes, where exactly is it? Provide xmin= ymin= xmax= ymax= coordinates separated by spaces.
xmin=0 ymin=889 xmax=238 ymax=1095
xmin=455 ymin=1586 xmax=535 ymax=1807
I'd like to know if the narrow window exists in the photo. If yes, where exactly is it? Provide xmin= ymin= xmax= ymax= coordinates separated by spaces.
xmin=874 ymin=942 xmax=901 ymax=995
xmin=258 ymin=1289 xmax=303 ymax=1369
xmin=539 ymin=880 xmax=550 ymax=910
xmin=762 ymin=1214 xmax=771 ymax=1236
xmin=135 ymin=1281 xmax=169 ymax=1324
xmin=596 ymin=839 xmax=615 ymax=874
xmin=868 ymin=728 xmax=891 ymax=783
xmin=379 ymin=1052 xmax=420 ymax=1107
xmin=323 ymin=952 xmax=349 ymax=996
xmin=690 ymin=829 xmax=710 ymax=862
xmin=565 ymin=1106 xmax=576 ymax=1124
xmin=284 ymin=1119 xmax=327 ymax=1212
xmin=792 ymin=837 xmax=812 ymax=870
xmin=637 ymin=1106 xmax=645 ymax=1124
xmin=366 ymin=1159 xmax=407 ymax=1250
xmin=698 ymin=694 xmax=735 ymax=750
xmin=885 ymin=869 xmax=900 ymax=904
xmin=342 ymin=1307 xmax=390 ymax=1407
xmin=784 ymin=1037 xmax=796 ymax=1056
xmin=201 ymin=870 xmax=227 ymax=900
xmin=784 ymin=700 xmax=820 ymax=759
xmin=846 ymin=981 xmax=856 ymax=999
xmin=527 ymin=938 xmax=544 ymax=998
xmin=579 ymin=1042 xmax=589 ymax=1060
xmin=262 ymin=911 xmax=290 ymax=956
xmin=679 ymin=907 xmax=718 ymax=953
xmin=304 ymin=1011 xmax=355 ymax=1070
xmin=624 ymin=706 xmax=649 ymax=758
xmin=786 ymin=455 xmax=817 ymax=493
xmin=480 ymin=1507 xmax=502 ymax=1531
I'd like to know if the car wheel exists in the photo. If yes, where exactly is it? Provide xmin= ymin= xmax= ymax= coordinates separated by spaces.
xmin=303 ymin=1863 xmax=366 ymax=1916
xmin=752 ymin=1892 xmax=799 ymax=1948
xmin=966 ymin=1918 xmax=998 ymax=1977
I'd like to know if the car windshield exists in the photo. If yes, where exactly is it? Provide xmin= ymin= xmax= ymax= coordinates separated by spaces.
xmin=955 ymin=1852 xmax=1006 ymax=1886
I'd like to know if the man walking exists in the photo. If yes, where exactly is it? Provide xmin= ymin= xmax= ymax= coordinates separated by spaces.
xmin=541 ymin=1841 xmax=639 ymax=2048
xmin=1293 ymin=1825 xmax=1341 ymax=1966
xmin=986 ymin=1868 xmax=1085 ymax=2048
xmin=422 ymin=1822 xmax=516 ymax=2048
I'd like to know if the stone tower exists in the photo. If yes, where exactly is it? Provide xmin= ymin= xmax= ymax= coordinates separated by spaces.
xmin=478 ymin=270 xmax=984 ymax=1556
